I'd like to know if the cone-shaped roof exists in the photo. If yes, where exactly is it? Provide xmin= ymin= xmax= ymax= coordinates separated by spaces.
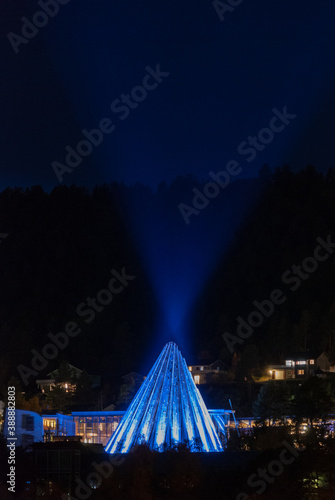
xmin=105 ymin=342 xmax=223 ymax=453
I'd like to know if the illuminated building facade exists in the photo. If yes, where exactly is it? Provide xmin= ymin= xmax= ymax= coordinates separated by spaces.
xmin=105 ymin=342 xmax=224 ymax=453
xmin=188 ymin=359 xmax=228 ymax=385
xmin=43 ymin=413 xmax=76 ymax=441
xmin=72 ymin=411 xmax=125 ymax=446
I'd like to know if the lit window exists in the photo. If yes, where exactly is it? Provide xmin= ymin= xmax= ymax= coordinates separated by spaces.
xmin=194 ymin=375 xmax=200 ymax=385
xmin=296 ymin=361 xmax=306 ymax=365
xmin=285 ymin=360 xmax=293 ymax=367
xmin=188 ymin=366 xmax=192 ymax=372
xmin=200 ymin=366 xmax=204 ymax=371
xmin=112 ymin=421 xmax=118 ymax=432
xmin=310 ymin=360 xmax=315 ymax=365
xmin=298 ymin=369 xmax=305 ymax=375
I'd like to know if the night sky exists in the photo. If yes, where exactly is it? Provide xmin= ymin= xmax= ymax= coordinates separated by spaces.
xmin=1 ymin=0 xmax=335 ymax=191
xmin=1 ymin=1 xmax=335 ymax=358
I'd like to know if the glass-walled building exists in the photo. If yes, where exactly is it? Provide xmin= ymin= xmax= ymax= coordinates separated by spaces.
xmin=40 ymin=410 xmax=232 ymax=447
xmin=72 ymin=411 xmax=125 ymax=446
xmin=43 ymin=413 xmax=76 ymax=441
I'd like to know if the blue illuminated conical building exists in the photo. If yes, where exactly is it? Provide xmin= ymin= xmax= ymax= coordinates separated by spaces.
xmin=105 ymin=342 xmax=223 ymax=453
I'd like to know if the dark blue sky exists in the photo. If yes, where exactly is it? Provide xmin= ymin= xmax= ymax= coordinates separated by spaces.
xmin=1 ymin=0 xmax=335 ymax=190
xmin=1 ymin=1 xmax=335 ymax=360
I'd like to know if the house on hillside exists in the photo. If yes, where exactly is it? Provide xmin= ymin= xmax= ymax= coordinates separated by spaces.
xmin=315 ymin=351 xmax=335 ymax=374
xmin=188 ymin=359 xmax=228 ymax=385
xmin=36 ymin=363 xmax=101 ymax=394
xmin=268 ymin=351 xmax=335 ymax=380
xmin=268 ymin=353 xmax=316 ymax=380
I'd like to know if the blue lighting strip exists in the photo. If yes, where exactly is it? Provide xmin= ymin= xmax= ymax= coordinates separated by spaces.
xmin=105 ymin=342 xmax=223 ymax=453
xmin=211 ymin=414 xmax=228 ymax=437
